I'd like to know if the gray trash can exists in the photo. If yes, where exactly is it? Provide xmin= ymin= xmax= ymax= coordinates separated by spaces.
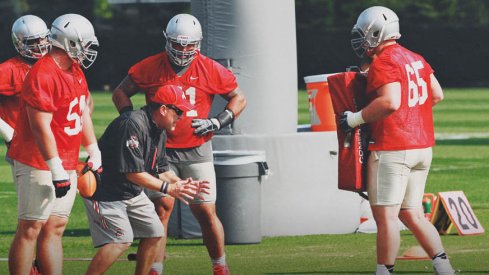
xmin=213 ymin=150 xmax=269 ymax=244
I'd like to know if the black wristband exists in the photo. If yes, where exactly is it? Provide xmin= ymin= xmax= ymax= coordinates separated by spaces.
xmin=159 ymin=181 xmax=169 ymax=194
xmin=119 ymin=106 xmax=134 ymax=114
xmin=215 ymin=109 xmax=235 ymax=129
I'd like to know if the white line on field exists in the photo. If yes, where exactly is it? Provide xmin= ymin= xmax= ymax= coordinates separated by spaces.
xmin=435 ymin=133 xmax=489 ymax=140
xmin=0 ymin=257 xmax=128 ymax=262
xmin=431 ymin=164 xmax=489 ymax=172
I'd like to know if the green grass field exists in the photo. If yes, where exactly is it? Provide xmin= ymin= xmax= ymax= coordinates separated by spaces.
xmin=0 ymin=89 xmax=488 ymax=274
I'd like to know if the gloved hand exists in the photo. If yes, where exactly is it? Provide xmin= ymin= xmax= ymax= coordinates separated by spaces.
xmin=339 ymin=111 xmax=365 ymax=133
xmin=191 ymin=118 xmax=221 ymax=136
xmin=85 ymin=143 xmax=103 ymax=173
xmin=52 ymin=177 xmax=71 ymax=198
xmin=339 ymin=111 xmax=354 ymax=133
xmin=46 ymin=157 xmax=71 ymax=198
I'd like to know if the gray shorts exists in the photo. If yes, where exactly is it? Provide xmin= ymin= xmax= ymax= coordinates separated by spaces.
xmin=83 ymin=192 xmax=164 ymax=247
xmin=13 ymin=160 xmax=77 ymax=220
xmin=146 ymin=161 xmax=217 ymax=204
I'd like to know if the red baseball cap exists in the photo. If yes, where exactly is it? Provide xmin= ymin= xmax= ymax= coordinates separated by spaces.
xmin=151 ymin=85 xmax=194 ymax=111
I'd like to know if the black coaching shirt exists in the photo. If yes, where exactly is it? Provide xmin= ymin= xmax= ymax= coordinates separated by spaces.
xmin=91 ymin=106 xmax=169 ymax=201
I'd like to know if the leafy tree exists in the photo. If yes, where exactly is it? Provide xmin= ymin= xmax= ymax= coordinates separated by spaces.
xmin=295 ymin=0 xmax=489 ymax=29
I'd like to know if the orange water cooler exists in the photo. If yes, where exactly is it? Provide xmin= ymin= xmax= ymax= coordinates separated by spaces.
xmin=304 ymin=74 xmax=338 ymax=131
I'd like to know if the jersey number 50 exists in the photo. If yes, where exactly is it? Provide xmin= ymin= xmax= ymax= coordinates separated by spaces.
xmin=405 ymin=60 xmax=428 ymax=107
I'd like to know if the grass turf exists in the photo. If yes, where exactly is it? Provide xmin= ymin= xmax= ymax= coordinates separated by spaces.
xmin=0 ymin=88 xmax=488 ymax=274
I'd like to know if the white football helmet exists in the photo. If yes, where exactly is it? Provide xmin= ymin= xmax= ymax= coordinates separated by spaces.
xmin=351 ymin=6 xmax=401 ymax=58
xmin=50 ymin=14 xmax=99 ymax=69
xmin=11 ymin=15 xmax=51 ymax=59
xmin=163 ymin=14 xmax=203 ymax=66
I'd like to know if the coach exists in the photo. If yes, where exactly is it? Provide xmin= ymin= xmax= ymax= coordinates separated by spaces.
xmin=83 ymin=85 xmax=210 ymax=275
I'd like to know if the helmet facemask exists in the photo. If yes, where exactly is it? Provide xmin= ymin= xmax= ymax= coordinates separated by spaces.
xmin=351 ymin=27 xmax=371 ymax=58
xmin=73 ymin=40 xmax=99 ymax=69
xmin=163 ymin=14 xmax=203 ymax=67
xmin=13 ymin=33 xmax=52 ymax=59
xmin=164 ymin=32 xmax=201 ymax=66
xmin=54 ymin=33 xmax=99 ymax=69
xmin=50 ymin=14 xmax=99 ymax=69
xmin=11 ymin=15 xmax=52 ymax=60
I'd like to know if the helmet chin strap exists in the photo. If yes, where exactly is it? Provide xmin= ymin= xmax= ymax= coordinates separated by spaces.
xmin=21 ymin=55 xmax=38 ymax=65
xmin=170 ymin=60 xmax=191 ymax=76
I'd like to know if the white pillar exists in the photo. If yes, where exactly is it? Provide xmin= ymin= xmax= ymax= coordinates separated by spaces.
xmin=192 ymin=0 xmax=298 ymax=134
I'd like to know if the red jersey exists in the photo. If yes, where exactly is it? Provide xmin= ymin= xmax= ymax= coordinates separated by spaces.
xmin=366 ymin=44 xmax=435 ymax=151
xmin=0 ymin=56 xmax=31 ymax=129
xmin=129 ymin=52 xmax=238 ymax=148
xmin=8 ymin=55 xmax=89 ymax=170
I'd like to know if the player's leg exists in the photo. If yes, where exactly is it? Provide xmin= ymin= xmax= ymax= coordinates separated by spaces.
xmin=82 ymin=199 xmax=135 ymax=274
xmin=398 ymin=148 xmax=442 ymax=255
xmin=190 ymin=203 xmax=227 ymax=273
xmin=398 ymin=148 xmax=455 ymax=274
xmin=183 ymin=161 xmax=228 ymax=274
xmin=190 ymin=203 xmax=225 ymax=258
xmin=37 ymin=170 xmax=77 ymax=275
xmin=399 ymin=208 xmax=443 ymax=256
xmin=371 ymin=206 xmax=402 ymax=266
xmin=150 ymin=191 xmax=175 ymax=263
xmin=8 ymin=159 xmax=41 ymax=274
xmin=9 ymin=161 xmax=54 ymax=274
xmin=37 ymin=216 xmax=70 ymax=275
xmin=136 ymin=237 xmax=163 ymax=275
xmin=9 ymin=219 xmax=44 ymax=275
xmin=129 ymin=192 xmax=165 ymax=275
xmin=367 ymin=151 xmax=408 ymax=274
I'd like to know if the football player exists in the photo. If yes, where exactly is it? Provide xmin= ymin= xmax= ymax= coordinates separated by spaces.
xmin=0 ymin=15 xmax=51 ymax=158
xmin=0 ymin=15 xmax=51 ymax=275
xmin=112 ymin=14 xmax=246 ymax=275
xmin=8 ymin=14 xmax=101 ymax=275
xmin=340 ymin=6 xmax=455 ymax=275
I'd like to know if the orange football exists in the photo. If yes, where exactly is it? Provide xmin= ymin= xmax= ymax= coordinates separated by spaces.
xmin=76 ymin=162 xmax=97 ymax=198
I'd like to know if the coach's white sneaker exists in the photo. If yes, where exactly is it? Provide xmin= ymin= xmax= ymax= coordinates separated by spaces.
xmin=433 ymin=257 xmax=456 ymax=275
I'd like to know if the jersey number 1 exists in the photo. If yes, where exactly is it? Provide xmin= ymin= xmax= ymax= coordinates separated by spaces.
xmin=185 ymin=87 xmax=198 ymax=117
xmin=405 ymin=60 xmax=428 ymax=107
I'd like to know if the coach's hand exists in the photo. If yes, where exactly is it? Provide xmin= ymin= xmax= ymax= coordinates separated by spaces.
xmin=191 ymin=118 xmax=220 ymax=136
xmin=167 ymin=178 xmax=211 ymax=204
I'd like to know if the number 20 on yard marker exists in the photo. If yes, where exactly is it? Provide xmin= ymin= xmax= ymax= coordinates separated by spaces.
xmin=431 ymin=191 xmax=484 ymax=236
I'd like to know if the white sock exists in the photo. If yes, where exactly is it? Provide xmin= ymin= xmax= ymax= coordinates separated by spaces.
xmin=375 ymin=264 xmax=393 ymax=275
xmin=150 ymin=262 xmax=163 ymax=275
xmin=433 ymin=255 xmax=455 ymax=274
xmin=211 ymin=255 xmax=226 ymax=266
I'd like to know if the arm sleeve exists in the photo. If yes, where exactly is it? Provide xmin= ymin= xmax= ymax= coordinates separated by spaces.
xmin=156 ymin=132 xmax=169 ymax=173
xmin=208 ymin=59 xmax=238 ymax=95
xmin=0 ymin=66 xmax=17 ymax=96
xmin=128 ymin=54 xmax=162 ymax=89
xmin=367 ymin=56 xmax=401 ymax=95
xmin=21 ymin=70 xmax=57 ymax=112
xmin=117 ymin=119 xmax=146 ymax=173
